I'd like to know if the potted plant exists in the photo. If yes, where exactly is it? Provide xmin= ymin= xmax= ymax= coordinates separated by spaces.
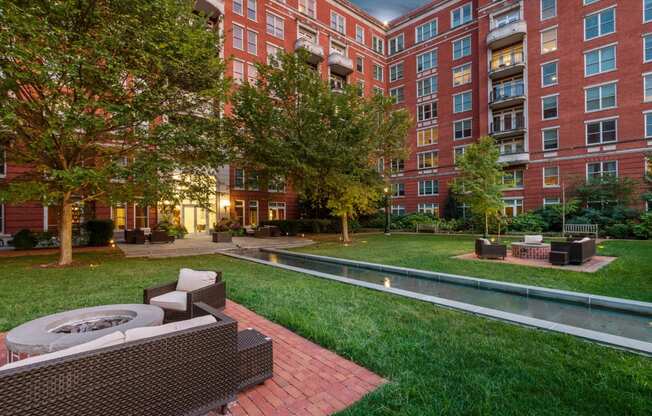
xmin=212 ymin=218 xmax=241 ymax=243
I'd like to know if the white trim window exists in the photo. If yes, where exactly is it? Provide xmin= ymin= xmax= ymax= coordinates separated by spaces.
xmin=454 ymin=119 xmax=472 ymax=140
xmin=543 ymin=166 xmax=560 ymax=187
xmin=268 ymin=202 xmax=286 ymax=221
xmin=584 ymin=45 xmax=616 ymax=76
xmin=266 ymin=13 xmax=284 ymax=39
xmin=298 ymin=0 xmax=316 ymax=18
xmin=391 ymin=205 xmax=406 ymax=216
xmin=543 ymin=198 xmax=561 ymax=207
xmin=330 ymin=11 xmax=345 ymax=34
xmin=233 ymin=60 xmax=245 ymax=84
xmin=417 ymin=150 xmax=438 ymax=170
xmin=454 ymin=146 xmax=467 ymax=164
xmin=452 ymin=36 xmax=471 ymax=60
xmin=248 ymin=63 xmax=257 ymax=83
xmin=389 ymin=34 xmax=405 ymax=55
xmin=645 ymin=35 xmax=652 ymax=63
xmin=389 ymin=62 xmax=404 ymax=82
xmin=391 ymin=183 xmax=405 ymax=197
xmin=541 ymin=61 xmax=558 ymax=86
xmin=584 ymin=7 xmax=615 ymax=41
xmin=585 ymin=82 xmax=616 ymax=112
xmin=373 ymin=64 xmax=384 ymax=81
xmin=451 ymin=3 xmax=472 ymax=28
xmin=356 ymin=56 xmax=364 ymax=73
xmin=134 ymin=203 xmax=149 ymax=229
xmin=452 ymin=63 xmax=471 ymax=86
xmin=586 ymin=118 xmax=617 ymax=144
xmin=233 ymin=25 xmax=244 ymax=50
xmin=417 ymin=50 xmax=438 ymax=72
xmin=453 ymin=91 xmax=472 ymax=113
xmin=356 ymin=25 xmax=365 ymax=44
xmin=417 ymin=127 xmax=438 ymax=147
xmin=541 ymin=0 xmax=556 ymax=20
xmin=372 ymin=35 xmax=384 ymax=54
xmin=646 ymin=0 xmax=652 ymax=23
xmin=233 ymin=0 xmax=243 ymax=15
xmin=542 ymin=94 xmax=559 ymax=120
xmin=502 ymin=170 xmax=524 ymax=189
xmin=390 ymin=159 xmax=405 ymax=174
xmin=268 ymin=176 xmax=286 ymax=193
xmin=418 ymin=180 xmax=439 ymax=196
xmin=417 ymin=75 xmax=438 ymax=97
xmin=503 ymin=198 xmax=524 ymax=217
xmin=542 ymin=127 xmax=559 ymax=150
xmin=418 ymin=203 xmax=439 ymax=215
xmin=416 ymin=20 xmax=438 ymax=43
xmin=587 ymin=161 xmax=617 ymax=180
xmin=645 ymin=73 xmax=652 ymax=102
xmin=267 ymin=43 xmax=282 ymax=66
xmin=234 ymin=168 xmax=245 ymax=189
xmin=417 ymin=101 xmax=437 ymax=122
xmin=645 ymin=112 xmax=652 ymax=138
xmin=390 ymin=87 xmax=405 ymax=104
xmin=541 ymin=27 xmax=558 ymax=54
xmin=247 ymin=0 xmax=257 ymax=21
xmin=247 ymin=29 xmax=257 ymax=55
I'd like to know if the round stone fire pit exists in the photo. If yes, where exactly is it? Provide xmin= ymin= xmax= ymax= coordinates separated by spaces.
xmin=511 ymin=242 xmax=551 ymax=260
xmin=5 ymin=304 xmax=163 ymax=362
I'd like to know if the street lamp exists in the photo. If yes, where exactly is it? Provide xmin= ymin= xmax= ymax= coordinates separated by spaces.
xmin=221 ymin=200 xmax=231 ymax=218
xmin=383 ymin=186 xmax=391 ymax=235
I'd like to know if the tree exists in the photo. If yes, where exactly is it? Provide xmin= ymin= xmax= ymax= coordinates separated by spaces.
xmin=0 ymin=0 xmax=229 ymax=265
xmin=227 ymin=52 xmax=411 ymax=243
xmin=451 ymin=136 xmax=505 ymax=237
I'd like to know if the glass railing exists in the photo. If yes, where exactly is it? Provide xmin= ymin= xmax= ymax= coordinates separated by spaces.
xmin=491 ymin=114 xmax=525 ymax=134
xmin=490 ymin=82 xmax=525 ymax=103
xmin=499 ymin=142 xmax=525 ymax=155
xmin=490 ymin=51 xmax=525 ymax=72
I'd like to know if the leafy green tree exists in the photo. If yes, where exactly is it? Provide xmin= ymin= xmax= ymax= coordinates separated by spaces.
xmin=573 ymin=176 xmax=638 ymax=211
xmin=451 ymin=136 xmax=505 ymax=237
xmin=227 ymin=52 xmax=411 ymax=243
xmin=0 ymin=0 xmax=229 ymax=265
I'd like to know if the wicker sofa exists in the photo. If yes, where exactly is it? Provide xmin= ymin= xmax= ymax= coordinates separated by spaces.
xmin=124 ymin=229 xmax=146 ymax=244
xmin=550 ymin=238 xmax=596 ymax=265
xmin=254 ymin=226 xmax=282 ymax=238
xmin=475 ymin=238 xmax=507 ymax=260
xmin=149 ymin=230 xmax=175 ymax=244
xmin=0 ymin=305 xmax=239 ymax=416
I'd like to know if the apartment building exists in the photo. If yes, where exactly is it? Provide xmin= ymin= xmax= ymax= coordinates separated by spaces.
xmin=2 ymin=0 xmax=652 ymax=241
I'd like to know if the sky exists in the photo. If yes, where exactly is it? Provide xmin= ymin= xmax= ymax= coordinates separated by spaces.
xmin=349 ymin=0 xmax=432 ymax=23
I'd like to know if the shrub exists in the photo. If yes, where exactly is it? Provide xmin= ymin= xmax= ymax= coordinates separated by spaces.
xmin=604 ymin=223 xmax=632 ymax=239
xmin=508 ymin=213 xmax=547 ymax=233
xmin=632 ymin=213 xmax=652 ymax=239
xmin=391 ymin=213 xmax=438 ymax=231
xmin=358 ymin=212 xmax=386 ymax=229
xmin=261 ymin=220 xmax=299 ymax=235
xmin=84 ymin=219 xmax=115 ymax=246
xmin=10 ymin=229 xmax=38 ymax=250
xmin=213 ymin=218 xmax=242 ymax=233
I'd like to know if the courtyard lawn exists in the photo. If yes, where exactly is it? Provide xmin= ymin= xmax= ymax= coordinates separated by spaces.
xmin=296 ymin=233 xmax=652 ymax=302
xmin=0 ymin=250 xmax=651 ymax=415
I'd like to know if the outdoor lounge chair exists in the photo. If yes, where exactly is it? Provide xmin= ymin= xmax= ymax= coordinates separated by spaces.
xmin=475 ymin=238 xmax=507 ymax=260
xmin=149 ymin=230 xmax=175 ymax=244
xmin=550 ymin=237 xmax=596 ymax=265
xmin=144 ymin=269 xmax=226 ymax=322
xmin=0 ymin=304 xmax=239 ymax=416
xmin=124 ymin=229 xmax=146 ymax=244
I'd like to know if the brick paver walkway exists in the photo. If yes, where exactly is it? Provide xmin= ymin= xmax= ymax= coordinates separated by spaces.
xmin=0 ymin=301 xmax=385 ymax=416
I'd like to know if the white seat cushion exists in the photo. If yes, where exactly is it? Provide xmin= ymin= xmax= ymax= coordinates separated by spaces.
xmin=149 ymin=290 xmax=187 ymax=312
xmin=124 ymin=315 xmax=217 ymax=343
xmin=176 ymin=269 xmax=217 ymax=292
xmin=1 ymin=331 xmax=125 ymax=371
xmin=479 ymin=238 xmax=491 ymax=245
xmin=524 ymin=235 xmax=543 ymax=244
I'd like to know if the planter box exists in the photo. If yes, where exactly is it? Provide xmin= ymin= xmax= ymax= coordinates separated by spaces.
xmin=213 ymin=231 xmax=233 ymax=243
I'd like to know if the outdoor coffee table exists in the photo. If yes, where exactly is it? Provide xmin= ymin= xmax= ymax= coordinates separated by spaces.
xmin=5 ymin=304 xmax=164 ymax=363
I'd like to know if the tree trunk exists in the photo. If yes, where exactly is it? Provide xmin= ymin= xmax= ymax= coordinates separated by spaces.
xmin=484 ymin=212 xmax=489 ymax=238
xmin=58 ymin=201 xmax=73 ymax=266
xmin=341 ymin=214 xmax=350 ymax=244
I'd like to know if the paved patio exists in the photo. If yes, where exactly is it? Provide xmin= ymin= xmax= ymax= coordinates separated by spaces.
xmin=455 ymin=252 xmax=617 ymax=272
xmin=118 ymin=235 xmax=314 ymax=259
xmin=0 ymin=300 xmax=385 ymax=416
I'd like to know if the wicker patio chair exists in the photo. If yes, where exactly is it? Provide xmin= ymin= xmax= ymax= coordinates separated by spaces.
xmin=550 ymin=238 xmax=596 ymax=265
xmin=124 ymin=229 xmax=146 ymax=244
xmin=475 ymin=238 xmax=507 ymax=260
xmin=149 ymin=230 xmax=175 ymax=244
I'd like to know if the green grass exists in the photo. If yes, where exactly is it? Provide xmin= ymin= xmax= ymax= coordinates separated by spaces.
xmin=0 ymin=249 xmax=650 ymax=415
xmin=295 ymin=234 xmax=652 ymax=302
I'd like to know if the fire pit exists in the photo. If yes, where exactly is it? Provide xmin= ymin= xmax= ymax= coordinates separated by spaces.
xmin=5 ymin=304 xmax=163 ymax=363
xmin=511 ymin=242 xmax=551 ymax=260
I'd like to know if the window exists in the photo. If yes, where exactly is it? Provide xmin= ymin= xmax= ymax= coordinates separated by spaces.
xmin=418 ymin=151 xmax=438 ymax=170
xmin=585 ymin=82 xmax=616 ymax=112
xmin=374 ymin=64 xmax=384 ymax=81
xmin=542 ymin=127 xmax=559 ymax=150
xmin=418 ymin=180 xmax=439 ymax=195
xmin=234 ymin=168 xmax=245 ymax=189
xmin=299 ymin=0 xmax=316 ymax=18
xmin=268 ymin=176 xmax=285 ymax=192
xmin=248 ymin=63 xmax=257 ymax=83
xmin=544 ymin=166 xmax=560 ymax=187
xmin=417 ymin=76 xmax=438 ymax=97
xmin=267 ymin=44 xmax=282 ymax=66
xmin=298 ymin=26 xmax=317 ymax=44
xmin=389 ymin=34 xmax=404 ymax=55
xmin=586 ymin=118 xmax=617 ymax=144
xmin=584 ymin=7 xmax=615 ymax=40
xmin=373 ymin=86 xmax=384 ymax=96
xmin=134 ymin=204 xmax=149 ymax=229
xmin=330 ymin=12 xmax=345 ymax=34
xmin=268 ymin=202 xmax=286 ymax=221
xmin=247 ymin=29 xmax=257 ymax=55
xmin=503 ymin=199 xmax=524 ymax=217
xmin=376 ymin=158 xmax=385 ymax=173
xmin=417 ymin=128 xmax=438 ymax=146
xmin=541 ymin=27 xmax=558 ymax=54
xmin=585 ymin=45 xmax=615 ymax=76
xmin=491 ymin=44 xmax=523 ymax=70
xmin=587 ymin=161 xmax=617 ymax=180
xmin=417 ymin=50 xmax=438 ymax=72
xmin=503 ymin=170 xmax=524 ymax=188
xmin=454 ymin=146 xmax=467 ymax=164
xmin=391 ymin=205 xmax=406 ymax=216
xmin=544 ymin=198 xmax=561 ymax=207
xmin=584 ymin=0 xmax=599 ymax=4
xmin=233 ymin=60 xmax=245 ymax=84
xmin=247 ymin=0 xmax=257 ymax=20
xmin=452 ymin=36 xmax=471 ymax=59
xmin=645 ymin=112 xmax=652 ymax=137
xmin=233 ymin=25 xmax=244 ymax=50
xmin=356 ymin=25 xmax=365 ymax=44
xmin=453 ymin=91 xmax=472 ymax=113
xmin=418 ymin=203 xmax=439 ymax=215
xmin=645 ymin=35 xmax=652 ymax=63
xmin=451 ymin=3 xmax=472 ymax=28
xmin=454 ymin=119 xmax=472 ymax=140
xmin=416 ymin=20 xmax=438 ymax=43
xmin=645 ymin=73 xmax=652 ymax=102
xmin=247 ymin=172 xmax=260 ymax=190
xmin=356 ymin=57 xmax=364 ymax=73
xmin=541 ymin=61 xmax=558 ymax=86
xmin=266 ymin=13 xmax=284 ymax=39
xmin=452 ymin=63 xmax=471 ymax=86
xmin=248 ymin=200 xmax=259 ymax=226
xmin=390 ymin=87 xmax=404 ymax=104
xmin=372 ymin=36 xmax=384 ymax=54
xmin=233 ymin=0 xmax=243 ymax=15
xmin=542 ymin=95 xmax=558 ymax=120
xmin=390 ymin=159 xmax=405 ymax=174
xmin=234 ymin=200 xmax=245 ymax=223
xmin=391 ymin=183 xmax=405 ymax=197
xmin=417 ymin=101 xmax=437 ymax=122
xmin=646 ymin=0 xmax=652 ymax=23
xmin=390 ymin=63 xmax=404 ymax=82
xmin=541 ymin=0 xmax=556 ymax=20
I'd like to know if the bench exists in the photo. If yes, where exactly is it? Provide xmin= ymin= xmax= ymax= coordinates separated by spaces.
xmin=416 ymin=223 xmax=439 ymax=233
xmin=563 ymin=224 xmax=598 ymax=239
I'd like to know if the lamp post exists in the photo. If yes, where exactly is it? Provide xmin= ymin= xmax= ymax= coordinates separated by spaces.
xmin=383 ymin=186 xmax=391 ymax=235
xmin=221 ymin=200 xmax=231 ymax=219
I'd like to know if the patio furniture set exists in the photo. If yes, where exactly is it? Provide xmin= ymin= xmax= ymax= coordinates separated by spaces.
xmin=0 ymin=269 xmax=272 ymax=416
xmin=124 ymin=228 xmax=175 ymax=245
xmin=476 ymin=235 xmax=597 ymax=266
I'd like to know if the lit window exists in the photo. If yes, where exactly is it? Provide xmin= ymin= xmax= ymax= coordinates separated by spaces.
xmin=453 ymin=63 xmax=471 ymax=86
xmin=584 ymin=45 xmax=616 ymax=76
xmin=134 ymin=204 xmax=149 ymax=229
xmin=502 ymin=170 xmax=524 ymax=188
xmin=541 ymin=27 xmax=557 ymax=54
xmin=503 ymin=198 xmax=523 ymax=217
xmin=543 ymin=166 xmax=560 ymax=187
xmin=417 ymin=151 xmax=438 ymax=170
xmin=584 ymin=7 xmax=615 ymax=40
xmin=586 ymin=119 xmax=617 ymax=144
xmin=417 ymin=128 xmax=438 ymax=147
xmin=268 ymin=202 xmax=286 ymax=220
xmin=585 ymin=83 xmax=616 ymax=112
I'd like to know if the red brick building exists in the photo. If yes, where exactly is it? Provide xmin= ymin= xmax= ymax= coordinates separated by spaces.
xmin=2 ymin=0 xmax=652 ymax=241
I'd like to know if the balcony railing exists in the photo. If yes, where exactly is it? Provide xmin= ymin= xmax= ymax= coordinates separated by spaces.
xmin=487 ymin=20 xmax=527 ymax=49
xmin=294 ymin=38 xmax=325 ymax=65
xmin=328 ymin=53 xmax=354 ymax=76
xmin=490 ymin=52 xmax=524 ymax=72
xmin=491 ymin=114 xmax=525 ymax=136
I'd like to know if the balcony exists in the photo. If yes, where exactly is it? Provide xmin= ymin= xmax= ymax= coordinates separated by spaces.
xmin=487 ymin=20 xmax=527 ymax=49
xmin=490 ymin=114 xmax=526 ymax=139
xmin=194 ymin=0 xmax=223 ymax=18
xmin=499 ymin=152 xmax=530 ymax=165
xmin=328 ymin=53 xmax=354 ymax=76
xmin=489 ymin=52 xmax=525 ymax=80
xmin=490 ymin=82 xmax=526 ymax=110
xmin=294 ymin=38 xmax=325 ymax=66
